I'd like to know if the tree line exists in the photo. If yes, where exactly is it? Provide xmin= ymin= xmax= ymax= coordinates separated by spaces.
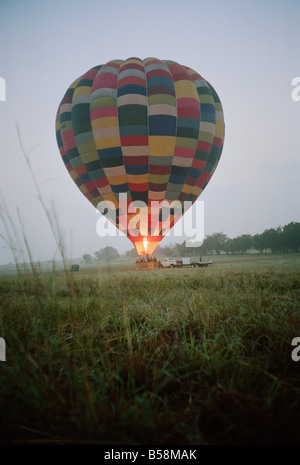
xmin=82 ymin=246 xmax=121 ymax=263
xmin=82 ymin=222 xmax=300 ymax=262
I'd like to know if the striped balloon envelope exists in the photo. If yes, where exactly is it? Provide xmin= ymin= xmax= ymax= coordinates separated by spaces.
xmin=56 ymin=57 xmax=225 ymax=256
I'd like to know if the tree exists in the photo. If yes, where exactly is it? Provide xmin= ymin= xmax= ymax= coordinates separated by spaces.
xmin=228 ymin=234 xmax=253 ymax=254
xmin=253 ymin=233 xmax=265 ymax=253
xmin=125 ymin=248 xmax=139 ymax=258
xmin=223 ymin=238 xmax=235 ymax=254
xmin=156 ymin=244 xmax=176 ymax=258
xmin=202 ymin=232 xmax=229 ymax=254
xmin=94 ymin=246 xmax=120 ymax=261
xmin=282 ymin=222 xmax=300 ymax=252
xmin=82 ymin=254 xmax=93 ymax=263
xmin=253 ymin=227 xmax=286 ymax=253
xmin=173 ymin=241 xmax=193 ymax=257
xmin=266 ymin=227 xmax=285 ymax=252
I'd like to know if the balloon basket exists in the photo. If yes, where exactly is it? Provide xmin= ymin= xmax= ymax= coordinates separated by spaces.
xmin=135 ymin=259 xmax=160 ymax=270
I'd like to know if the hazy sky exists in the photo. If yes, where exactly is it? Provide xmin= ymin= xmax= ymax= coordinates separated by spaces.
xmin=0 ymin=0 xmax=299 ymax=264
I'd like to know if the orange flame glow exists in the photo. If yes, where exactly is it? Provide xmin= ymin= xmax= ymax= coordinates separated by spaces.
xmin=143 ymin=238 xmax=148 ymax=253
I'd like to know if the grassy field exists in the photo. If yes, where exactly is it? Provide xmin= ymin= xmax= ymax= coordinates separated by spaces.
xmin=0 ymin=253 xmax=300 ymax=444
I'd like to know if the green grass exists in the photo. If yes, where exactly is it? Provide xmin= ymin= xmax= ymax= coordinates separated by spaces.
xmin=0 ymin=254 xmax=300 ymax=444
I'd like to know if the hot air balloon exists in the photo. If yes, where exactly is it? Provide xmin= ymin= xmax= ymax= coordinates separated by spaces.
xmin=56 ymin=57 xmax=225 ymax=256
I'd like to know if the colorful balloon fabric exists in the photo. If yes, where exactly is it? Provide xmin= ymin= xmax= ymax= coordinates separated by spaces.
xmin=56 ymin=57 xmax=225 ymax=255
